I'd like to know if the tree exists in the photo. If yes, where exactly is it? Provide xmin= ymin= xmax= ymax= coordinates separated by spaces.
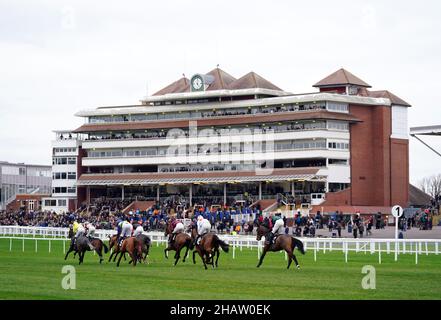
xmin=420 ymin=174 xmax=441 ymax=206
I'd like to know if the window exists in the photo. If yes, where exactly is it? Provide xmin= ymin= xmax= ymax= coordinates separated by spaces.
xmin=328 ymin=141 xmax=349 ymax=150
xmin=327 ymin=102 xmax=349 ymax=112
xmin=327 ymin=121 xmax=349 ymax=131
xmin=68 ymin=172 xmax=76 ymax=180
xmin=67 ymin=157 xmax=76 ymax=165
xmin=67 ymin=187 xmax=76 ymax=194
xmin=52 ymin=187 xmax=67 ymax=194
xmin=44 ymin=199 xmax=57 ymax=206
xmin=328 ymin=159 xmax=348 ymax=165
xmin=19 ymin=167 xmax=26 ymax=175
xmin=58 ymin=199 xmax=67 ymax=207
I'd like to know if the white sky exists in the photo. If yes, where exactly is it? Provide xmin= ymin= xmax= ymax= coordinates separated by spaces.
xmin=0 ymin=0 xmax=440 ymax=186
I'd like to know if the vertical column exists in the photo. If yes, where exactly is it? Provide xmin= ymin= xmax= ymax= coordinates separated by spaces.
xmin=189 ymin=184 xmax=193 ymax=206
xmin=156 ymin=185 xmax=160 ymax=202
xmin=121 ymin=185 xmax=125 ymax=201
xmin=223 ymin=183 xmax=227 ymax=205
xmin=291 ymin=180 xmax=295 ymax=197
xmin=259 ymin=182 xmax=262 ymax=200
xmin=86 ymin=186 xmax=90 ymax=204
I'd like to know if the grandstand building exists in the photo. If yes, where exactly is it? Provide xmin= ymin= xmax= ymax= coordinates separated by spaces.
xmin=41 ymin=131 xmax=82 ymax=213
xmin=68 ymin=68 xmax=411 ymax=214
xmin=0 ymin=161 xmax=52 ymax=211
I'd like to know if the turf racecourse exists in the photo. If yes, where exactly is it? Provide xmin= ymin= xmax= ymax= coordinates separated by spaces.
xmin=0 ymin=239 xmax=440 ymax=300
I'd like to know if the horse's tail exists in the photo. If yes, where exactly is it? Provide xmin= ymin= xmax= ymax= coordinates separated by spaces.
xmin=217 ymin=238 xmax=230 ymax=253
xmin=292 ymin=237 xmax=305 ymax=255
xmin=188 ymin=237 xmax=195 ymax=250
xmin=185 ymin=237 xmax=192 ymax=249
xmin=103 ymin=242 xmax=109 ymax=254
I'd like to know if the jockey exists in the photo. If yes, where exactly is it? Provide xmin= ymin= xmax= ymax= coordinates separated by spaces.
xmin=268 ymin=211 xmax=284 ymax=245
xmin=195 ymin=215 xmax=211 ymax=246
xmin=116 ymin=219 xmax=124 ymax=238
xmin=85 ymin=222 xmax=96 ymax=239
xmin=133 ymin=224 xmax=144 ymax=237
xmin=169 ymin=216 xmax=184 ymax=245
xmin=118 ymin=218 xmax=133 ymax=247
xmin=70 ymin=220 xmax=86 ymax=247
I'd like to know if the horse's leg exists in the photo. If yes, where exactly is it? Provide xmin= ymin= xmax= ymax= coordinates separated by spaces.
xmin=174 ymin=246 xmax=181 ymax=266
xmin=292 ymin=253 xmax=300 ymax=269
xmin=192 ymin=250 xmax=197 ymax=264
xmin=164 ymin=246 xmax=170 ymax=259
xmin=129 ymin=249 xmax=137 ymax=267
xmin=286 ymin=249 xmax=293 ymax=269
xmin=182 ymin=244 xmax=190 ymax=263
xmin=95 ymin=245 xmax=103 ymax=264
xmin=113 ymin=249 xmax=119 ymax=262
xmin=116 ymin=250 xmax=124 ymax=267
xmin=78 ymin=251 xmax=84 ymax=265
xmin=64 ymin=246 xmax=73 ymax=260
xmin=257 ymin=247 xmax=268 ymax=268
xmin=215 ymin=248 xmax=220 ymax=268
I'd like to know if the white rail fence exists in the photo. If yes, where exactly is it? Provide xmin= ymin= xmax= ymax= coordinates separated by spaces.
xmin=0 ymin=226 xmax=440 ymax=265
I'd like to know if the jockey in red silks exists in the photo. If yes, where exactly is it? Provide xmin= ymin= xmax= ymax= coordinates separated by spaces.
xmin=169 ymin=216 xmax=184 ymax=245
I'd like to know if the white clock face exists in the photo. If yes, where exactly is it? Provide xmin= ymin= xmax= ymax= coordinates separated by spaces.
xmin=192 ymin=77 xmax=203 ymax=90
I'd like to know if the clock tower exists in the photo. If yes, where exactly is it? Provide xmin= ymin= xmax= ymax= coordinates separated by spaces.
xmin=190 ymin=74 xmax=204 ymax=92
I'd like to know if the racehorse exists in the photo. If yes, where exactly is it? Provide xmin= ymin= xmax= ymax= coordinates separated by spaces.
xmin=65 ymin=231 xmax=108 ymax=264
xmin=64 ymin=235 xmax=97 ymax=265
xmin=135 ymin=233 xmax=151 ymax=264
xmin=256 ymin=223 xmax=305 ymax=269
xmin=188 ymin=223 xmax=229 ymax=269
xmin=164 ymin=220 xmax=192 ymax=266
xmin=108 ymin=234 xmax=123 ymax=262
xmin=108 ymin=233 xmax=150 ymax=264
xmin=116 ymin=237 xmax=142 ymax=267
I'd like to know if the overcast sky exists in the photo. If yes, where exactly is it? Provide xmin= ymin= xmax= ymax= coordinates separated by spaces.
xmin=0 ymin=0 xmax=440 ymax=185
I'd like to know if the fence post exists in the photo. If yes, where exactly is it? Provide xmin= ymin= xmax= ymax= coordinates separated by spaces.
xmin=35 ymin=239 xmax=38 ymax=253
xmin=378 ymin=242 xmax=381 ymax=264
xmin=232 ymin=243 xmax=236 ymax=259
xmin=425 ymin=242 xmax=428 ymax=256
xmin=345 ymin=242 xmax=348 ymax=263
xmin=436 ymin=242 xmax=439 ymax=255
xmin=22 ymin=239 xmax=24 ymax=252
xmin=63 ymin=240 xmax=66 ymax=254
xmin=387 ymin=242 xmax=390 ymax=254
xmin=49 ymin=239 xmax=51 ymax=253
xmin=9 ymin=238 xmax=12 ymax=252
xmin=314 ymin=242 xmax=317 ymax=262
xmin=415 ymin=242 xmax=418 ymax=265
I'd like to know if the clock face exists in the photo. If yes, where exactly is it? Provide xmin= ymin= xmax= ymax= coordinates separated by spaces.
xmin=191 ymin=76 xmax=203 ymax=91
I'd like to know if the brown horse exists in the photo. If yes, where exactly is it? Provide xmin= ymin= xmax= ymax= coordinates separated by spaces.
xmin=116 ymin=237 xmax=142 ymax=267
xmin=189 ymin=223 xmax=229 ymax=269
xmin=65 ymin=230 xmax=108 ymax=264
xmin=108 ymin=235 xmax=124 ymax=262
xmin=256 ymin=224 xmax=305 ymax=269
xmin=164 ymin=220 xmax=192 ymax=266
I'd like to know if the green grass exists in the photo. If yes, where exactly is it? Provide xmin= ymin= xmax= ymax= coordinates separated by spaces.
xmin=0 ymin=238 xmax=440 ymax=300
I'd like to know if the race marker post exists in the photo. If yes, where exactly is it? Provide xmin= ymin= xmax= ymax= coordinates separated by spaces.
xmin=391 ymin=204 xmax=404 ymax=261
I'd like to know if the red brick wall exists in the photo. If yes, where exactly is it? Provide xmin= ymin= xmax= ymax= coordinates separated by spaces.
xmin=322 ymin=188 xmax=351 ymax=206
xmin=349 ymin=104 xmax=392 ymax=206
xmin=349 ymin=104 xmax=409 ymax=207
xmin=390 ymin=138 xmax=409 ymax=207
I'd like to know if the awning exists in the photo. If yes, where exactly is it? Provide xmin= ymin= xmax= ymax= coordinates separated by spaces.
xmin=77 ymin=169 xmax=325 ymax=186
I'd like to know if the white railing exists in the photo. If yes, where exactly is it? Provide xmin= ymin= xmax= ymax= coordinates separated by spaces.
xmin=0 ymin=225 xmax=440 ymax=265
